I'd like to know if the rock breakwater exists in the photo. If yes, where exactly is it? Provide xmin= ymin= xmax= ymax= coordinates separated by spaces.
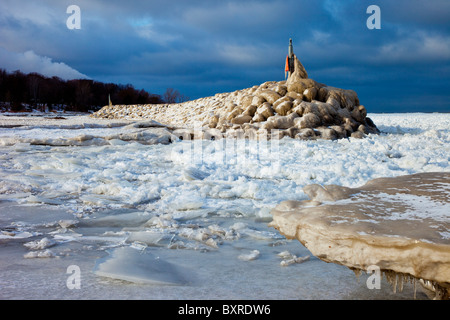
xmin=92 ymin=55 xmax=379 ymax=140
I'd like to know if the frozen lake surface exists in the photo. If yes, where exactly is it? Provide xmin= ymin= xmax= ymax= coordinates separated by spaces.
xmin=0 ymin=112 xmax=449 ymax=299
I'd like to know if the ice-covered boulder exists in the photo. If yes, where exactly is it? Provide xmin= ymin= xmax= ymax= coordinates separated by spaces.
xmin=91 ymin=55 xmax=379 ymax=140
xmin=269 ymin=172 xmax=450 ymax=299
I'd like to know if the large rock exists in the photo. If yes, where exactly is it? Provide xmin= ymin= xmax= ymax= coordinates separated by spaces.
xmin=257 ymin=89 xmax=281 ymax=105
xmin=256 ymin=102 xmax=275 ymax=119
xmin=263 ymin=113 xmax=299 ymax=130
xmin=273 ymin=100 xmax=293 ymax=116
xmin=231 ymin=114 xmax=252 ymax=125
xmin=269 ymin=172 xmax=450 ymax=300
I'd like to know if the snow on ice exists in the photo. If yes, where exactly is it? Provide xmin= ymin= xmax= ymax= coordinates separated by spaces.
xmin=0 ymin=112 xmax=448 ymax=299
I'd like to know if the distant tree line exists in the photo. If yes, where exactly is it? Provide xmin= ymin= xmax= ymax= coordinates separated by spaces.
xmin=0 ymin=69 xmax=189 ymax=112
xmin=163 ymin=87 xmax=190 ymax=104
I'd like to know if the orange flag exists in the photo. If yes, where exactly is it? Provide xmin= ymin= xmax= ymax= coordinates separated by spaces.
xmin=285 ymin=55 xmax=289 ymax=79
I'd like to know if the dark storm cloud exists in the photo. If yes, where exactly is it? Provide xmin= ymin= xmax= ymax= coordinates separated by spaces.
xmin=0 ymin=0 xmax=449 ymax=112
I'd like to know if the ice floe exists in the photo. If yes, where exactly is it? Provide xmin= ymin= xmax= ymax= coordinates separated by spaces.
xmin=270 ymin=172 xmax=450 ymax=299
xmin=93 ymin=246 xmax=188 ymax=285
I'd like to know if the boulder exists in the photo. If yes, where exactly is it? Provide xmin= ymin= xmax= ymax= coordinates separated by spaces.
xmin=295 ymin=128 xmax=316 ymax=140
xmin=242 ymin=105 xmax=257 ymax=117
xmin=226 ymin=107 xmax=243 ymax=120
xmin=251 ymin=95 xmax=266 ymax=107
xmin=208 ymin=115 xmax=219 ymax=128
xmin=352 ymin=105 xmax=367 ymax=123
xmin=283 ymin=127 xmax=299 ymax=138
xmin=296 ymin=113 xmax=321 ymax=129
xmin=286 ymin=92 xmax=303 ymax=100
xmin=330 ymin=125 xmax=347 ymax=139
xmin=252 ymin=113 xmax=265 ymax=123
xmin=303 ymin=87 xmax=317 ymax=102
xmin=351 ymin=130 xmax=365 ymax=139
xmin=316 ymin=127 xmax=338 ymax=140
xmin=273 ymin=96 xmax=293 ymax=108
xmin=318 ymin=86 xmax=360 ymax=110
xmin=231 ymin=115 xmax=252 ymax=125
xmin=224 ymin=101 xmax=237 ymax=112
xmin=256 ymin=102 xmax=275 ymax=119
xmin=292 ymin=103 xmax=305 ymax=117
xmin=257 ymin=90 xmax=282 ymax=104
xmin=273 ymin=84 xmax=288 ymax=96
xmin=287 ymin=78 xmax=319 ymax=95
xmin=316 ymin=102 xmax=338 ymax=125
xmin=274 ymin=100 xmax=293 ymax=116
xmin=239 ymin=95 xmax=254 ymax=109
xmin=263 ymin=113 xmax=299 ymax=130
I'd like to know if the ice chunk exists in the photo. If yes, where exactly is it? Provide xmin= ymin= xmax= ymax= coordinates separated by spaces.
xmin=93 ymin=246 xmax=188 ymax=285
xmin=238 ymin=250 xmax=260 ymax=261
xmin=277 ymin=251 xmax=310 ymax=267
xmin=85 ymin=211 xmax=151 ymax=227
xmin=255 ymin=207 xmax=273 ymax=221
xmin=126 ymin=231 xmax=173 ymax=247
xmin=171 ymin=209 xmax=210 ymax=220
xmin=13 ymin=142 xmax=31 ymax=152
xmin=179 ymin=227 xmax=209 ymax=242
xmin=22 ymin=195 xmax=64 ymax=205
xmin=23 ymin=249 xmax=55 ymax=259
xmin=230 ymin=222 xmax=247 ymax=231
xmin=270 ymin=172 xmax=450 ymax=297
xmin=0 ymin=231 xmax=37 ymax=239
xmin=108 ymin=139 xmax=128 ymax=146
xmin=207 ymin=224 xmax=227 ymax=237
xmin=277 ymin=250 xmax=293 ymax=259
xmin=123 ymin=120 xmax=167 ymax=129
xmin=229 ymin=223 xmax=283 ymax=241
xmin=24 ymin=237 xmax=56 ymax=250
xmin=183 ymin=167 xmax=209 ymax=181
xmin=58 ymin=220 xmax=78 ymax=228
xmin=143 ymin=216 xmax=178 ymax=229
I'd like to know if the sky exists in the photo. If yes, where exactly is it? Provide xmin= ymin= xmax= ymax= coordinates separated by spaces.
xmin=0 ymin=0 xmax=449 ymax=113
